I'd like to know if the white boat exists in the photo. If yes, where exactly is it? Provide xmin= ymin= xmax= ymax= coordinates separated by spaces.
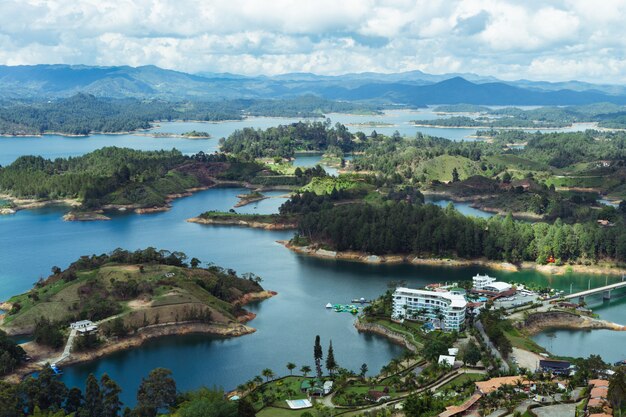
xmin=325 ymin=303 xmax=333 ymax=308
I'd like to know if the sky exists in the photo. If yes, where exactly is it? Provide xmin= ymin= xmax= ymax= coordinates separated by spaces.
xmin=0 ymin=0 xmax=625 ymax=83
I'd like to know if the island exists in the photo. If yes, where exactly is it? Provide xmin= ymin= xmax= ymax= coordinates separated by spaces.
xmin=188 ymin=211 xmax=298 ymax=230
xmin=0 ymin=248 xmax=275 ymax=381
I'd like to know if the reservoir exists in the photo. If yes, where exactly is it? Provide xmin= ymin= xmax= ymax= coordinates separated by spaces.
xmin=1 ymin=120 xmax=624 ymax=405
xmin=0 ymin=108 xmax=598 ymax=166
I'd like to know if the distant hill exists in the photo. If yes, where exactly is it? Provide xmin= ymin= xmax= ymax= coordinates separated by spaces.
xmin=323 ymin=77 xmax=626 ymax=106
xmin=2 ymin=64 xmax=626 ymax=105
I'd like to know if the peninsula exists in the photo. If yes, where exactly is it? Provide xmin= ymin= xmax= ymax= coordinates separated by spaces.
xmin=0 ymin=248 xmax=274 ymax=380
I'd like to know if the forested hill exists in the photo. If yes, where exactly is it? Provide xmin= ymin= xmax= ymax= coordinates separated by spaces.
xmin=0 ymin=148 xmax=265 ymax=209
xmin=296 ymin=201 xmax=626 ymax=264
xmin=220 ymin=120 xmax=357 ymax=158
xmin=0 ymin=94 xmax=380 ymax=136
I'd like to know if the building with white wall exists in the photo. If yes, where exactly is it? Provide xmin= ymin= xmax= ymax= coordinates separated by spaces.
xmin=472 ymin=274 xmax=512 ymax=294
xmin=391 ymin=287 xmax=467 ymax=331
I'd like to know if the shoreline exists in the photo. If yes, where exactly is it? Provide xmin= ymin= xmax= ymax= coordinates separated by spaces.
xmin=520 ymin=311 xmax=626 ymax=336
xmin=2 ymin=290 xmax=276 ymax=382
xmin=410 ymin=122 xmax=600 ymax=131
xmin=188 ymin=216 xmax=297 ymax=230
xmin=2 ymin=322 xmax=256 ymax=383
xmin=0 ymin=193 xmax=81 ymax=215
xmin=279 ymin=241 xmax=626 ymax=276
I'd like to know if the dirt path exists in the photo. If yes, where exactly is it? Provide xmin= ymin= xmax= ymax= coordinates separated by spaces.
xmin=511 ymin=347 xmax=542 ymax=372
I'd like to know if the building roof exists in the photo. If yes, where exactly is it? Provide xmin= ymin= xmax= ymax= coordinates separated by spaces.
xmin=394 ymin=287 xmax=467 ymax=308
xmin=588 ymin=398 xmax=607 ymax=408
xmin=438 ymin=355 xmax=456 ymax=366
xmin=475 ymin=376 xmax=530 ymax=394
xmin=590 ymin=387 xmax=608 ymax=398
xmin=539 ymin=359 xmax=571 ymax=369
xmin=483 ymin=282 xmax=512 ymax=292
xmin=589 ymin=379 xmax=609 ymax=388
xmin=588 ymin=413 xmax=612 ymax=417
xmin=368 ymin=390 xmax=390 ymax=400
xmin=438 ymin=393 xmax=482 ymax=417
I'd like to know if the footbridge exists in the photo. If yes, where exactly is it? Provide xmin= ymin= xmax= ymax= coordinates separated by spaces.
xmin=563 ymin=277 xmax=626 ymax=304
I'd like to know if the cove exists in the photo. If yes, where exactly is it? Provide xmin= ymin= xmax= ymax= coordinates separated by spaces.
xmin=2 ymin=186 xmax=626 ymax=406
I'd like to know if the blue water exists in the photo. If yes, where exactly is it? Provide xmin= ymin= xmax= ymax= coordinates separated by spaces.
xmin=0 ymin=118 xmax=623 ymax=406
xmin=424 ymin=197 xmax=494 ymax=219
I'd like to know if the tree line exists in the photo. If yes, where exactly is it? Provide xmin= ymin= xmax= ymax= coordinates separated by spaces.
xmin=220 ymin=120 xmax=357 ymax=159
xmin=295 ymin=200 xmax=626 ymax=263
xmin=0 ymin=366 xmax=255 ymax=417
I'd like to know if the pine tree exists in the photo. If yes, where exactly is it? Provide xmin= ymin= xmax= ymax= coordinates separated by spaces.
xmin=83 ymin=373 xmax=103 ymax=417
xmin=314 ymin=335 xmax=323 ymax=379
xmin=101 ymin=373 xmax=122 ymax=417
xmin=325 ymin=340 xmax=337 ymax=377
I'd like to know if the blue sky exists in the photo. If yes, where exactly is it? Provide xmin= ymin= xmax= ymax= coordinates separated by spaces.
xmin=0 ymin=0 xmax=625 ymax=83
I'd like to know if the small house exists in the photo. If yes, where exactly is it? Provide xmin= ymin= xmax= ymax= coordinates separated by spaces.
xmin=367 ymin=390 xmax=391 ymax=403
xmin=539 ymin=359 xmax=571 ymax=376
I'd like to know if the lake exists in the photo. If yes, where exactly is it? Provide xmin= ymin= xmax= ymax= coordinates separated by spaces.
xmin=2 ymin=186 xmax=625 ymax=405
xmin=1 ymin=119 xmax=624 ymax=405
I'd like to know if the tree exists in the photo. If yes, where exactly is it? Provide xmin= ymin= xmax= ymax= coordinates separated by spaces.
xmin=51 ymin=266 xmax=62 ymax=275
xmin=237 ymin=398 xmax=256 ymax=417
xmin=83 ymin=373 xmax=103 ymax=417
xmin=101 ymin=374 xmax=122 ymax=417
xmin=261 ymin=368 xmax=275 ymax=382
xmin=314 ymin=335 xmax=323 ymax=379
xmin=189 ymin=258 xmax=200 ymax=268
xmin=460 ymin=341 xmax=482 ymax=366
xmin=325 ymin=341 xmax=337 ymax=377
xmin=609 ymin=367 xmax=626 ymax=416
xmin=66 ymin=387 xmax=84 ymax=414
xmin=451 ymin=168 xmax=459 ymax=183
xmin=21 ymin=366 xmax=68 ymax=413
xmin=286 ymin=362 xmax=296 ymax=376
xmin=359 ymin=363 xmax=368 ymax=378
xmin=136 ymin=368 xmax=177 ymax=417
xmin=300 ymin=365 xmax=311 ymax=377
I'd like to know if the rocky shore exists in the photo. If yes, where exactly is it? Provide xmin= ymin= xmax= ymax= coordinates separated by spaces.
xmin=354 ymin=320 xmax=418 ymax=353
xmin=2 ymin=290 xmax=277 ymax=382
xmin=520 ymin=311 xmax=626 ymax=335
xmin=3 ymin=321 xmax=256 ymax=383
xmin=279 ymin=241 xmax=626 ymax=276
xmin=188 ymin=217 xmax=297 ymax=230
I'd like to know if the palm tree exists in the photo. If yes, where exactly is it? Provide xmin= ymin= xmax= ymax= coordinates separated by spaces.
xmin=253 ymin=375 xmax=263 ymax=385
xmin=437 ymin=313 xmax=446 ymax=330
xmin=261 ymin=368 xmax=275 ymax=382
xmin=402 ymin=350 xmax=413 ymax=368
xmin=286 ymin=362 xmax=296 ymax=375
xmin=389 ymin=358 xmax=401 ymax=373
xmin=300 ymin=365 xmax=311 ymax=377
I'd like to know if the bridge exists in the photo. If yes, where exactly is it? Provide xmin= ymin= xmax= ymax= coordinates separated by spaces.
xmin=563 ymin=277 xmax=626 ymax=304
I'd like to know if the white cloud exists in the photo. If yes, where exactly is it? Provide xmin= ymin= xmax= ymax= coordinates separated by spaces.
xmin=0 ymin=0 xmax=625 ymax=83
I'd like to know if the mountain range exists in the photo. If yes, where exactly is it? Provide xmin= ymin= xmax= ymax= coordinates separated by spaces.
xmin=2 ymin=64 xmax=626 ymax=105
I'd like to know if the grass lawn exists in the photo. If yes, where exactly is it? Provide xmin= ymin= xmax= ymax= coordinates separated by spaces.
xmin=437 ymin=373 xmax=485 ymax=391
xmin=334 ymin=383 xmax=398 ymax=406
xmin=504 ymin=327 xmax=547 ymax=354
xmin=365 ymin=317 xmax=425 ymax=348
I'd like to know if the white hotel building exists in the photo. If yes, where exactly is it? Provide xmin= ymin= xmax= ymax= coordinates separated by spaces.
xmin=391 ymin=287 xmax=467 ymax=331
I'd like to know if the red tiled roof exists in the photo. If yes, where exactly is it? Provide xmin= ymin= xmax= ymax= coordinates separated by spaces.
xmin=590 ymin=387 xmax=608 ymax=398
xmin=438 ymin=393 xmax=482 ymax=417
